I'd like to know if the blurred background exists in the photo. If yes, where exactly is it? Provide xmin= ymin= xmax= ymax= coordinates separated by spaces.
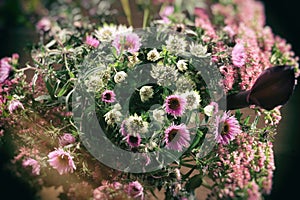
xmin=1 ymin=0 xmax=299 ymax=199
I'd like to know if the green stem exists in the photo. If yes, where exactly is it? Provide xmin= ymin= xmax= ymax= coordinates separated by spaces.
xmin=143 ymin=7 xmax=150 ymax=28
xmin=120 ymin=0 xmax=133 ymax=26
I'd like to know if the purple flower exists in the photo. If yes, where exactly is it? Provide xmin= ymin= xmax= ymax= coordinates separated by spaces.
xmin=48 ymin=149 xmax=76 ymax=175
xmin=101 ymin=90 xmax=116 ymax=103
xmin=164 ymin=94 xmax=186 ymax=117
xmin=112 ymin=32 xmax=141 ymax=54
xmin=22 ymin=158 xmax=40 ymax=176
xmin=85 ymin=35 xmax=100 ymax=48
xmin=126 ymin=181 xmax=144 ymax=200
xmin=126 ymin=134 xmax=141 ymax=148
xmin=231 ymin=43 xmax=246 ymax=67
xmin=215 ymin=112 xmax=241 ymax=145
xmin=164 ymin=123 xmax=190 ymax=151
xmin=59 ymin=133 xmax=76 ymax=147
xmin=8 ymin=100 xmax=24 ymax=114
xmin=0 ymin=57 xmax=12 ymax=83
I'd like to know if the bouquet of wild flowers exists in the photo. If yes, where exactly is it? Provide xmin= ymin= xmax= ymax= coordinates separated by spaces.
xmin=1 ymin=0 xmax=299 ymax=199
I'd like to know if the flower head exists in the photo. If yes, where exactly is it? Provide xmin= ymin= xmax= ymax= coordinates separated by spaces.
xmin=104 ymin=104 xmax=123 ymax=125
xmin=232 ymin=43 xmax=246 ymax=67
xmin=151 ymin=109 xmax=165 ymax=124
xmin=8 ymin=100 xmax=24 ymax=114
xmin=126 ymin=134 xmax=141 ymax=148
xmin=151 ymin=63 xmax=178 ymax=87
xmin=95 ymin=24 xmax=117 ymax=42
xmin=48 ymin=149 xmax=76 ymax=175
xmin=182 ymin=91 xmax=201 ymax=110
xmin=101 ymin=90 xmax=116 ymax=103
xmin=0 ymin=57 xmax=12 ymax=83
xmin=85 ymin=35 xmax=100 ymax=48
xmin=175 ymin=76 xmax=196 ymax=93
xmin=139 ymin=86 xmax=154 ymax=102
xmin=126 ymin=181 xmax=144 ymax=200
xmin=114 ymin=71 xmax=127 ymax=83
xmin=147 ymin=48 xmax=160 ymax=61
xmin=165 ymin=35 xmax=187 ymax=55
xmin=176 ymin=60 xmax=188 ymax=72
xmin=36 ymin=17 xmax=51 ymax=32
xmin=112 ymin=32 xmax=141 ymax=54
xmin=121 ymin=114 xmax=148 ymax=136
xmin=59 ymin=133 xmax=76 ymax=147
xmin=164 ymin=94 xmax=186 ymax=117
xmin=203 ymin=102 xmax=219 ymax=117
xmin=189 ymin=43 xmax=210 ymax=57
xmin=22 ymin=158 xmax=40 ymax=176
xmin=215 ymin=112 xmax=241 ymax=145
xmin=164 ymin=123 xmax=190 ymax=151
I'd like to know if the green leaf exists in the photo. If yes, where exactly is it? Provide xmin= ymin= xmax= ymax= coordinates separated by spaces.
xmin=56 ymin=81 xmax=71 ymax=97
xmin=185 ymin=174 xmax=203 ymax=192
xmin=188 ymin=130 xmax=203 ymax=150
xmin=45 ymin=78 xmax=55 ymax=99
xmin=34 ymin=95 xmax=51 ymax=102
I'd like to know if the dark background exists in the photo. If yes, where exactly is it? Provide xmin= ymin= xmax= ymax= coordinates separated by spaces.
xmin=1 ymin=0 xmax=299 ymax=199
xmin=262 ymin=0 xmax=300 ymax=199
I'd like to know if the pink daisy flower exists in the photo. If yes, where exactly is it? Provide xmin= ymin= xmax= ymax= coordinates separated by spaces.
xmin=231 ymin=43 xmax=246 ymax=67
xmin=22 ymin=158 xmax=41 ymax=176
xmin=8 ymin=100 xmax=24 ymax=114
xmin=126 ymin=134 xmax=141 ymax=148
xmin=0 ymin=57 xmax=12 ymax=83
xmin=215 ymin=112 xmax=241 ymax=145
xmin=112 ymin=32 xmax=141 ymax=54
xmin=59 ymin=133 xmax=76 ymax=147
xmin=164 ymin=94 xmax=186 ymax=117
xmin=85 ymin=35 xmax=100 ymax=48
xmin=164 ymin=123 xmax=190 ymax=151
xmin=101 ymin=90 xmax=116 ymax=103
xmin=48 ymin=149 xmax=76 ymax=175
xmin=126 ymin=181 xmax=144 ymax=200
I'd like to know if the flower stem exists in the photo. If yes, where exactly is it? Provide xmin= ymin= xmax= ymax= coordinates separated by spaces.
xmin=120 ymin=0 xmax=132 ymax=26
xmin=143 ymin=7 xmax=150 ymax=29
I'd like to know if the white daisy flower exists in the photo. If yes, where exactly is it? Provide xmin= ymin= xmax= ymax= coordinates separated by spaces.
xmin=182 ymin=91 xmax=201 ymax=110
xmin=165 ymin=35 xmax=187 ymax=55
xmin=114 ymin=71 xmax=127 ymax=83
xmin=117 ymin=25 xmax=133 ymax=34
xmin=152 ymin=109 xmax=165 ymax=124
xmin=175 ymin=76 xmax=196 ymax=93
xmin=150 ymin=63 xmax=178 ymax=87
xmin=104 ymin=109 xmax=122 ymax=125
xmin=122 ymin=114 xmax=149 ymax=136
xmin=95 ymin=24 xmax=117 ymax=42
xmin=147 ymin=48 xmax=160 ymax=61
xmin=176 ymin=60 xmax=188 ymax=72
xmin=189 ymin=43 xmax=211 ymax=57
xmin=128 ymin=53 xmax=140 ymax=68
xmin=139 ymin=86 xmax=154 ymax=102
